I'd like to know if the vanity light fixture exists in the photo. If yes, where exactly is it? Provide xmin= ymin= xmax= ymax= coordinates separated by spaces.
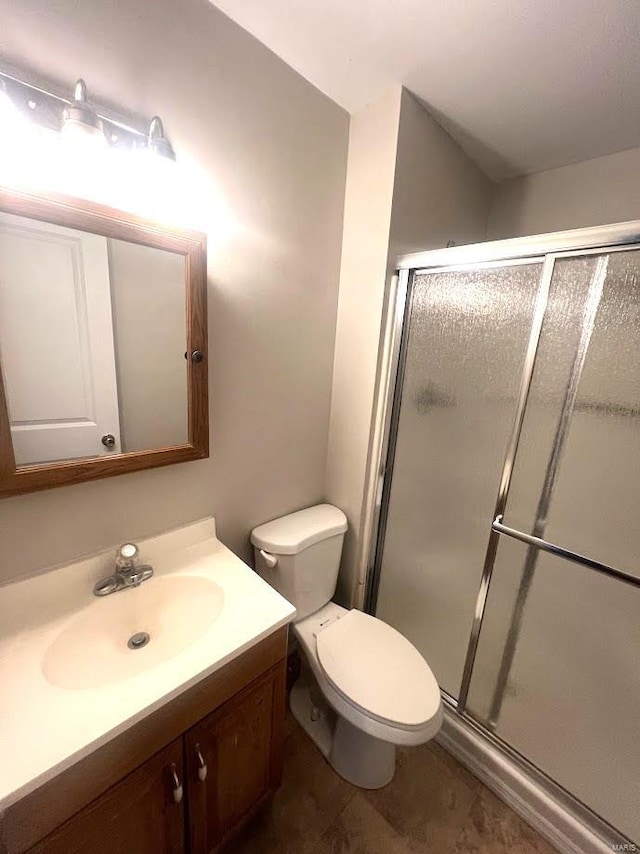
xmin=61 ymin=79 xmax=107 ymax=147
xmin=0 ymin=66 xmax=176 ymax=160
xmin=0 ymin=66 xmax=217 ymax=229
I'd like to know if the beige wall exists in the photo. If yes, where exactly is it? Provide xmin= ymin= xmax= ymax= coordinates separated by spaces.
xmin=488 ymin=145 xmax=640 ymax=239
xmin=324 ymin=87 xmax=403 ymax=605
xmin=0 ymin=0 xmax=348 ymax=582
xmin=389 ymin=92 xmax=493 ymax=258
xmin=108 ymin=240 xmax=188 ymax=453
xmin=326 ymin=88 xmax=492 ymax=605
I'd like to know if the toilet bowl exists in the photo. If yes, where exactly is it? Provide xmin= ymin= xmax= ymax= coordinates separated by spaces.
xmin=251 ymin=504 xmax=443 ymax=789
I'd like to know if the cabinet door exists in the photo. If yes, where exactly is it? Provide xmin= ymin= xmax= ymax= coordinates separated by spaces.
xmin=28 ymin=739 xmax=185 ymax=854
xmin=186 ymin=666 xmax=285 ymax=854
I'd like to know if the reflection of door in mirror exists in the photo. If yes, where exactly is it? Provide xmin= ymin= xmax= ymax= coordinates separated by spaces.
xmin=0 ymin=212 xmax=121 ymax=465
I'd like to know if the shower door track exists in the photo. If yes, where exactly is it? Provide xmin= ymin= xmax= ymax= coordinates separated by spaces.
xmin=365 ymin=220 xmax=640 ymax=853
xmin=439 ymin=691 xmax=630 ymax=851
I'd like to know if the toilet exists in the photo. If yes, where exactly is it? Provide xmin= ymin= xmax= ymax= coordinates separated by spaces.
xmin=251 ymin=503 xmax=442 ymax=789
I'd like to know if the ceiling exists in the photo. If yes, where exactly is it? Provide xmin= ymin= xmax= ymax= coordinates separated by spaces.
xmin=211 ymin=0 xmax=640 ymax=181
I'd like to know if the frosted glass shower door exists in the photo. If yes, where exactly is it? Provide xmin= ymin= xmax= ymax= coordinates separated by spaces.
xmin=468 ymin=539 xmax=640 ymax=843
xmin=466 ymin=250 xmax=640 ymax=843
xmin=503 ymin=249 xmax=640 ymax=575
xmin=375 ymin=261 xmax=542 ymax=698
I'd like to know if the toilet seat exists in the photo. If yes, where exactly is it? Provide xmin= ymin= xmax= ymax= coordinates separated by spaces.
xmin=294 ymin=603 xmax=442 ymax=746
xmin=315 ymin=609 xmax=441 ymax=731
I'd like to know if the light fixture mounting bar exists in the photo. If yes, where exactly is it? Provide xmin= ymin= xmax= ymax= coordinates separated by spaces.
xmin=0 ymin=67 xmax=160 ymax=153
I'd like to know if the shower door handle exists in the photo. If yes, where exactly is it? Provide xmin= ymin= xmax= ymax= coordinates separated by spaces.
xmin=492 ymin=516 xmax=640 ymax=589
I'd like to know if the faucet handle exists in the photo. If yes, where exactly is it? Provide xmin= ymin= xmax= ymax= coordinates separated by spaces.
xmin=116 ymin=542 xmax=138 ymax=569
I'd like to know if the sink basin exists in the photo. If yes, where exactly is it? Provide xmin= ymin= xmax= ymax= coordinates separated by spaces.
xmin=0 ymin=517 xmax=296 ymax=812
xmin=43 ymin=575 xmax=224 ymax=689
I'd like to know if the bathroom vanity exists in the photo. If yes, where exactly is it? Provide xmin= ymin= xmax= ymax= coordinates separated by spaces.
xmin=0 ymin=519 xmax=296 ymax=853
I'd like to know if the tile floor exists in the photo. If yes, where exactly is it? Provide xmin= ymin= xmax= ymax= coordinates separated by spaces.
xmin=234 ymin=715 xmax=558 ymax=854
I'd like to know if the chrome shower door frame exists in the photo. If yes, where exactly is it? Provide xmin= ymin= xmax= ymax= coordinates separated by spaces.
xmin=365 ymin=252 xmax=550 ymax=705
xmin=364 ymin=221 xmax=640 ymax=850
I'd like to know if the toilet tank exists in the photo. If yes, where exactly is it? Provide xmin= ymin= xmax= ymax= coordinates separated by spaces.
xmin=250 ymin=504 xmax=348 ymax=621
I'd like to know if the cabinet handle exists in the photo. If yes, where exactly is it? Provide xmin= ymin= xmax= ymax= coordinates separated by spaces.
xmin=170 ymin=763 xmax=183 ymax=803
xmin=195 ymin=743 xmax=208 ymax=782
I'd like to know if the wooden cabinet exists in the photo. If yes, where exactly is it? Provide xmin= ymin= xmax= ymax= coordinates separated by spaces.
xmin=187 ymin=670 xmax=281 ymax=853
xmin=28 ymin=740 xmax=185 ymax=854
xmin=1 ymin=629 xmax=288 ymax=854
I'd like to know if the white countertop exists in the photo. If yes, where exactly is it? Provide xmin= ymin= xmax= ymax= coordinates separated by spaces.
xmin=0 ymin=518 xmax=296 ymax=811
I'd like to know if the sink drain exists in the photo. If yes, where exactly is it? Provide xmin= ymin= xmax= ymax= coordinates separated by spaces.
xmin=127 ymin=631 xmax=150 ymax=650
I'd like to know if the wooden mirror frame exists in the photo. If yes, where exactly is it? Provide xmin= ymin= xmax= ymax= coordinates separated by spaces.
xmin=0 ymin=186 xmax=208 ymax=498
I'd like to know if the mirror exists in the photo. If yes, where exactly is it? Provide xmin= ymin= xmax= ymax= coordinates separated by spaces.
xmin=0 ymin=187 xmax=208 ymax=497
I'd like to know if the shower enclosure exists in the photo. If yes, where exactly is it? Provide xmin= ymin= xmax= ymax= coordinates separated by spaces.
xmin=367 ymin=223 xmax=640 ymax=848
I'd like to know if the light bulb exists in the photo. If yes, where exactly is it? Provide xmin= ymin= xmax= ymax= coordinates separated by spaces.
xmin=60 ymin=118 xmax=108 ymax=148
xmin=60 ymin=79 xmax=107 ymax=149
xmin=0 ymin=80 xmax=45 ymax=190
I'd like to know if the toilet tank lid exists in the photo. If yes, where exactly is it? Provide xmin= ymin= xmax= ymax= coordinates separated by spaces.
xmin=250 ymin=504 xmax=347 ymax=554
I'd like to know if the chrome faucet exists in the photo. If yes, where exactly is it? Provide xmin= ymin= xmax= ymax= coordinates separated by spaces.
xmin=93 ymin=543 xmax=154 ymax=596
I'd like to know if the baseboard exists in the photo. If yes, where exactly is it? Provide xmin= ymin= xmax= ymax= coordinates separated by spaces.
xmin=436 ymin=706 xmax=629 ymax=854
